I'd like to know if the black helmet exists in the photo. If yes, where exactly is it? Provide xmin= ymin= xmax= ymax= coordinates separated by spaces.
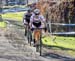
xmin=28 ymin=8 xmax=32 ymax=13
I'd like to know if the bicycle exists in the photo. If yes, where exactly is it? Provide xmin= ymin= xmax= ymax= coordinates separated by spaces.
xmin=25 ymin=24 xmax=32 ymax=46
xmin=32 ymin=27 xmax=44 ymax=56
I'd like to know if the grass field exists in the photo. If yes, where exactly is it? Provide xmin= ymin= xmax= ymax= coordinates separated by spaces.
xmin=0 ymin=21 xmax=7 ymax=28
xmin=42 ymin=36 xmax=75 ymax=50
xmin=2 ymin=12 xmax=25 ymax=21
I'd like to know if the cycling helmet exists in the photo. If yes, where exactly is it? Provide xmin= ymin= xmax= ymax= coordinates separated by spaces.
xmin=27 ymin=8 xmax=32 ymax=13
xmin=34 ymin=9 xmax=40 ymax=15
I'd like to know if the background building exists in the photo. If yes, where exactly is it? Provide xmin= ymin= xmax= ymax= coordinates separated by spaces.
xmin=2 ymin=0 xmax=38 ymax=6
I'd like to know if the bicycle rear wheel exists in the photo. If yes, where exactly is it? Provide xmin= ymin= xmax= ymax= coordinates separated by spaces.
xmin=27 ymin=29 xmax=32 ymax=46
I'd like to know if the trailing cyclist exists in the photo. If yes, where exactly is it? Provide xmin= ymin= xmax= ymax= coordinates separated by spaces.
xmin=23 ymin=9 xmax=32 ymax=36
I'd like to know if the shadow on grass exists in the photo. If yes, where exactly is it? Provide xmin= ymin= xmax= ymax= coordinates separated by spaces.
xmin=42 ymin=52 xmax=75 ymax=61
xmin=43 ymin=45 xmax=75 ymax=51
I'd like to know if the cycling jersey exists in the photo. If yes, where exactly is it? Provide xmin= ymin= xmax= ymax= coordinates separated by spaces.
xmin=30 ymin=14 xmax=45 ymax=22
xmin=30 ymin=14 xmax=45 ymax=28
xmin=23 ymin=13 xmax=32 ymax=25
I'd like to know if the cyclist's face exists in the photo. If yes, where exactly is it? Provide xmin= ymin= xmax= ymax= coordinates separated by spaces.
xmin=35 ymin=15 xmax=39 ymax=18
xmin=35 ymin=14 xmax=39 ymax=17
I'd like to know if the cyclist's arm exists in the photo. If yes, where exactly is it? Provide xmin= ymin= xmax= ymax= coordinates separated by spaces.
xmin=23 ymin=13 xmax=27 ymax=25
xmin=30 ymin=15 xmax=33 ymax=28
xmin=40 ymin=15 xmax=46 ymax=25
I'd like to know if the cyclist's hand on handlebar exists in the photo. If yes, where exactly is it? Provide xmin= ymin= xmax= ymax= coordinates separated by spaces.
xmin=28 ymin=26 xmax=30 ymax=29
xmin=31 ymin=28 xmax=34 ymax=31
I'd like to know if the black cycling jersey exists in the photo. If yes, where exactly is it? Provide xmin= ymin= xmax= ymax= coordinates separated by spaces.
xmin=25 ymin=13 xmax=32 ymax=24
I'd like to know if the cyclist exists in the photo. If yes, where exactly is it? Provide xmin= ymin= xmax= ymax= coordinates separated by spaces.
xmin=23 ymin=9 xmax=32 ymax=36
xmin=30 ymin=9 xmax=46 ymax=46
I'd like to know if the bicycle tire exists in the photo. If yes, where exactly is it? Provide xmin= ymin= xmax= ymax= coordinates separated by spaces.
xmin=27 ymin=29 xmax=32 ymax=46
xmin=25 ymin=29 xmax=27 ymax=36
xmin=35 ymin=32 xmax=42 ymax=56
xmin=36 ymin=45 xmax=39 ymax=52
xmin=39 ymin=33 xmax=42 ymax=56
xmin=29 ymin=30 xmax=32 ymax=46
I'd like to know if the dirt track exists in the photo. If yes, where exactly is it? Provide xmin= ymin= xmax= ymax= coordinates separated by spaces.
xmin=0 ymin=20 xmax=75 ymax=61
xmin=0 ymin=22 xmax=57 ymax=61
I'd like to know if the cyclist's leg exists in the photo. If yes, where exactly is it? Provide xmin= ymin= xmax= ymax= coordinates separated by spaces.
xmin=34 ymin=30 xmax=41 ymax=46
xmin=24 ymin=24 xmax=27 ymax=36
xmin=28 ymin=27 xmax=33 ymax=45
xmin=40 ymin=23 xmax=46 ymax=36
xmin=25 ymin=22 xmax=29 ymax=36
xmin=31 ymin=23 xmax=41 ymax=46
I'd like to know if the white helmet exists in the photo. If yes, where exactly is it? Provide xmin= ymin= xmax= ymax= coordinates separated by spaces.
xmin=34 ymin=9 xmax=40 ymax=15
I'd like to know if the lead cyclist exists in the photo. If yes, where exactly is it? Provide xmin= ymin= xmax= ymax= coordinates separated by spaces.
xmin=29 ymin=9 xmax=46 ymax=45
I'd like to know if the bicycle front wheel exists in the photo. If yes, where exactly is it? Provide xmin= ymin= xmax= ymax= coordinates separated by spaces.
xmin=39 ymin=34 xmax=42 ymax=56
xmin=27 ymin=29 xmax=32 ymax=46
xmin=35 ymin=34 xmax=42 ymax=56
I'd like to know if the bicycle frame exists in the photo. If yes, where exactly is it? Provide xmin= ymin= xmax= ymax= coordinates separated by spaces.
xmin=34 ymin=29 xmax=41 ymax=42
xmin=24 ymin=24 xmax=32 ymax=46
xmin=33 ymin=28 xmax=43 ymax=56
